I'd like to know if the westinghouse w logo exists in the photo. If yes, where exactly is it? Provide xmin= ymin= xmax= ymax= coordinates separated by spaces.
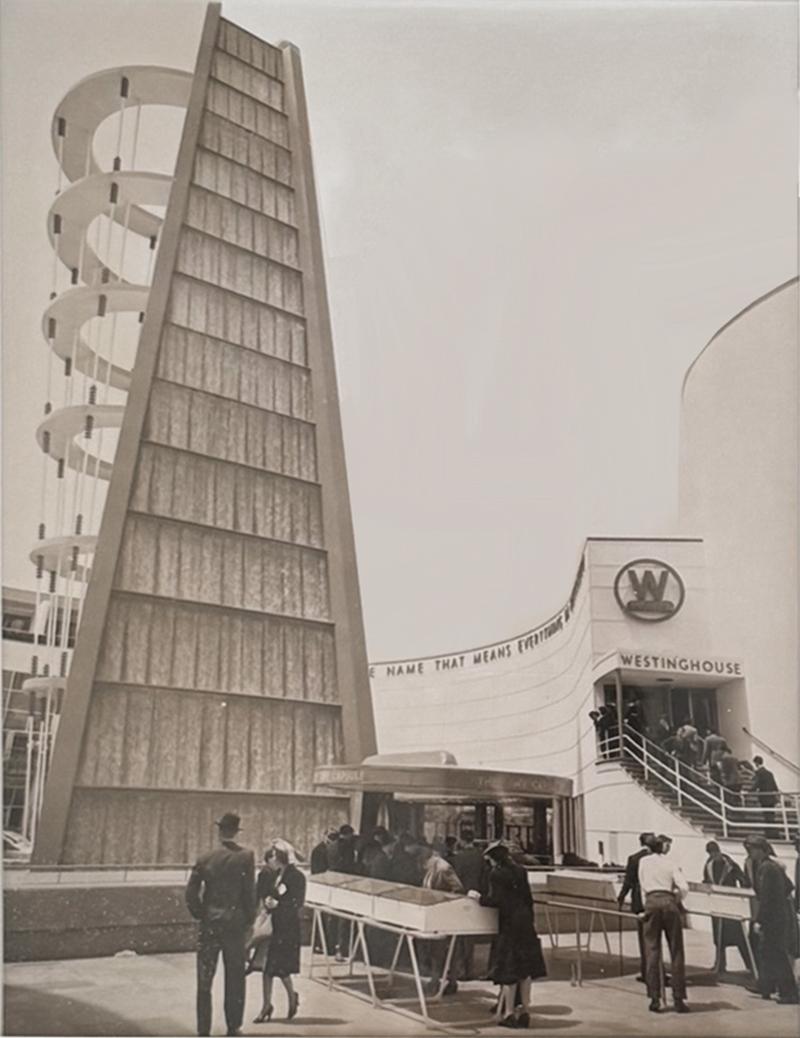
xmin=613 ymin=559 xmax=685 ymax=623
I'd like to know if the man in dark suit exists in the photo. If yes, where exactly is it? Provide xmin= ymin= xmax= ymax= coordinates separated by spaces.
xmin=185 ymin=813 xmax=256 ymax=1037
xmin=453 ymin=828 xmax=489 ymax=980
xmin=310 ymin=829 xmax=339 ymax=875
xmin=618 ymin=831 xmax=655 ymax=982
xmin=328 ymin=824 xmax=359 ymax=960
xmin=389 ymin=832 xmax=423 ymax=886
xmin=751 ymin=757 xmax=780 ymax=837
xmin=309 ymin=829 xmax=339 ymax=953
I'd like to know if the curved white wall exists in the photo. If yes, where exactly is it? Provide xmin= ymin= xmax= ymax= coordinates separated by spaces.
xmin=371 ymin=548 xmax=594 ymax=778
xmin=679 ymin=279 xmax=799 ymax=784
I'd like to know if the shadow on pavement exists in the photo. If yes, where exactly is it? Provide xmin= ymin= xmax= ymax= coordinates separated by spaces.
xmin=531 ymin=1004 xmax=574 ymax=1016
xmin=679 ymin=1001 xmax=740 ymax=1013
xmin=3 ymin=985 xmax=152 ymax=1036
xmin=283 ymin=1019 xmax=347 ymax=1027
xmin=543 ymin=951 xmax=642 ymax=982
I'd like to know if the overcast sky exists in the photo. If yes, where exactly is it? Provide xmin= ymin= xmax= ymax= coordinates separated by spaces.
xmin=1 ymin=0 xmax=796 ymax=661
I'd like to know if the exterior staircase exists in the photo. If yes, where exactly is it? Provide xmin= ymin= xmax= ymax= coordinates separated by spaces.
xmin=609 ymin=728 xmax=799 ymax=844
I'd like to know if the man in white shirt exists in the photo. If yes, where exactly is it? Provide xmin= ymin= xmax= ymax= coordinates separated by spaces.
xmin=638 ymin=834 xmax=690 ymax=1014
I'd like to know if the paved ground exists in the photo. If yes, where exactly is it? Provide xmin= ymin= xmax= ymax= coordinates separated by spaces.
xmin=4 ymin=931 xmax=799 ymax=1037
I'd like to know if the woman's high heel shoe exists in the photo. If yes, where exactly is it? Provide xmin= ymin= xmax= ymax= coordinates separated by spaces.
xmin=253 ymin=1005 xmax=273 ymax=1024
xmin=287 ymin=992 xmax=300 ymax=1021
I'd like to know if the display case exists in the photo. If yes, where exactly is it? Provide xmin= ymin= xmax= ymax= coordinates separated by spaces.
xmin=545 ymin=869 xmax=623 ymax=905
xmin=684 ymin=882 xmax=755 ymax=920
xmin=306 ymin=871 xmax=498 ymax=935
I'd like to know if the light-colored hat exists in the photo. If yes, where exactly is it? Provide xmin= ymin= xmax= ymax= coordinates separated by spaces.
xmin=271 ymin=837 xmax=297 ymax=864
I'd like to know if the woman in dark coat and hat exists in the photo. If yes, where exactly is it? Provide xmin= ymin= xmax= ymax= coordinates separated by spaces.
xmin=744 ymin=833 xmax=799 ymax=1004
xmin=476 ymin=842 xmax=546 ymax=1028
xmin=702 ymin=840 xmax=754 ymax=974
xmin=252 ymin=839 xmax=306 ymax=1023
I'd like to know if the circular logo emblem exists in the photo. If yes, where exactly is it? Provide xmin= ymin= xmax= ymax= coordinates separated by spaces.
xmin=613 ymin=558 xmax=685 ymax=623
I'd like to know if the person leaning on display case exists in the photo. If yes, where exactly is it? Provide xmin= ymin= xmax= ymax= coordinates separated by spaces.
xmin=418 ymin=842 xmax=464 ymax=995
xmin=472 ymin=841 xmax=546 ymax=1029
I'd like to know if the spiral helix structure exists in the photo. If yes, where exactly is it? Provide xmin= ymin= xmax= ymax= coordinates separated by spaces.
xmin=20 ymin=66 xmax=192 ymax=844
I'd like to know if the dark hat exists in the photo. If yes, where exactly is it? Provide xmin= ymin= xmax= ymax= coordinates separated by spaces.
xmin=216 ymin=812 xmax=241 ymax=832
xmin=484 ymin=841 xmax=511 ymax=863
xmin=325 ymin=829 xmax=340 ymax=841
xmin=338 ymin=823 xmax=355 ymax=837
xmin=743 ymin=833 xmax=773 ymax=854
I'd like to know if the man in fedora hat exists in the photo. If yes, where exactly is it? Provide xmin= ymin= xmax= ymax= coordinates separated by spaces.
xmin=186 ymin=812 xmax=256 ymax=1036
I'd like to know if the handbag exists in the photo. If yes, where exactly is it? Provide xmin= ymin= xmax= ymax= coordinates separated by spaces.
xmin=248 ymin=906 xmax=273 ymax=947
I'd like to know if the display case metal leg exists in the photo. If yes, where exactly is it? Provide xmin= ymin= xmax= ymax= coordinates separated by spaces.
xmin=356 ymin=919 xmax=378 ymax=1007
xmin=437 ymin=935 xmax=457 ymax=998
xmin=387 ymin=930 xmax=404 ymax=985
xmin=406 ymin=933 xmax=431 ymax=1025
xmin=585 ymin=910 xmax=595 ymax=953
xmin=318 ymin=908 xmax=334 ymax=987
xmin=348 ymin=918 xmax=356 ymax=975
xmin=544 ymin=903 xmax=558 ymax=948
xmin=598 ymin=907 xmax=612 ymax=956
xmin=742 ymin=920 xmax=759 ymax=982
xmin=308 ymin=908 xmax=319 ymax=979
xmin=575 ymin=910 xmax=583 ymax=986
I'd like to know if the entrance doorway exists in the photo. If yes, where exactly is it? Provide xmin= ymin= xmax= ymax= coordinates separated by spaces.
xmin=602 ymin=683 xmax=719 ymax=737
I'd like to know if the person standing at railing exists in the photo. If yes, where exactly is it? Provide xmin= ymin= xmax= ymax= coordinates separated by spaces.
xmin=651 ymin=714 xmax=672 ymax=746
xmin=751 ymin=757 xmax=780 ymax=838
xmin=702 ymin=841 xmax=754 ymax=975
xmin=743 ymin=834 xmax=799 ymax=1004
xmin=623 ymin=702 xmax=645 ymax=760
xmin=617 ymin=831 xmax=655 ymax=983
xmin=719 ymin=750 xmax=743 ymax=811
xmin=596 ymin=706 xmax=615 ymax=759
xmin=638 ymin=834 xmax=690 ymax=1014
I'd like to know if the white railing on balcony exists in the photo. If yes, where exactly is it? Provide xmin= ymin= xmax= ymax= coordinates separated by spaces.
xmin=600 ymin=725 xmax=800 ymax=842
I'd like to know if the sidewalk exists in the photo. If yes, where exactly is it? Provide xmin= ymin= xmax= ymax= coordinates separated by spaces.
xmin=4 ymin=933 xmax=798 ymax=1037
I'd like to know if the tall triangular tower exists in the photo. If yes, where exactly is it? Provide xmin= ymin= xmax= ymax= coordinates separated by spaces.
xmin=34 ymin=4 xmax=376 ymax=865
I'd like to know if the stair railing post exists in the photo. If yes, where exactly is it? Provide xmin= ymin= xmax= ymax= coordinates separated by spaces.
xmin=674 ymin=757 xmax=682 ymax=807
xmin=643 ymin=738 xmax=649 ymax=781
xmin=779 ymin=795 xmax=789 ymax=842
xmin=721 ymin=790 xmax=728 ymax=839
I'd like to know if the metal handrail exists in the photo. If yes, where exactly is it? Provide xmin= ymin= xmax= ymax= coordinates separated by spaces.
xmin=623 ymin=723 xmax=729 ymax=796
xmin=608 ymin=727 xmax=800 ymax=803
xmin=601 ymin=729 xmax=799 ymax=840
xmin=742 ymin=726 xmax=800 ymax=777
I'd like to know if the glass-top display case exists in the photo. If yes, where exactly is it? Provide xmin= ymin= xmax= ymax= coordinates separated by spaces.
xmin=306 ymin=871 xmax=497 ymax=935
xmin=545 ymin=869 xmax=623 ymax=904
xmin=685 ymin=882 xmax=755 ymax=919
